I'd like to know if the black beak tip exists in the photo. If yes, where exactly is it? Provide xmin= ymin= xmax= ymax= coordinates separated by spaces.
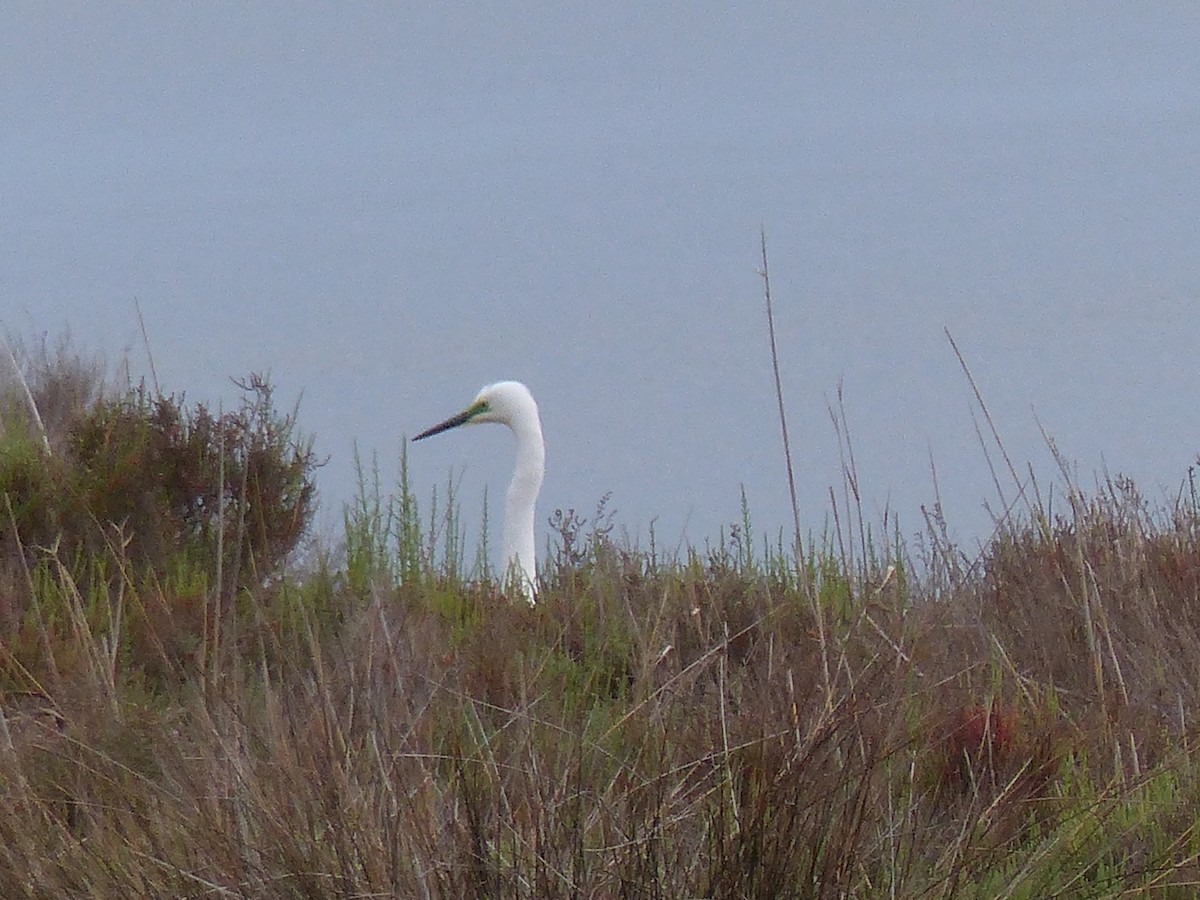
xmin=412 ymin=409 xmax=473 ymax=442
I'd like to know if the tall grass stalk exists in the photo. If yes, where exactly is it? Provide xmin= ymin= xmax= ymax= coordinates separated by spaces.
xmin=759 ymin=228 xmax=833 ymax=711
xmin=396 ymin=440 xmax=424 ymax=584
xmin=1 ymin=335 xmax=50 ymax=456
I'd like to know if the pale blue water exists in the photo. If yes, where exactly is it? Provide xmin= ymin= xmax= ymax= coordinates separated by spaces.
xmin=4 ymin=5 xmax=1199 ymax=565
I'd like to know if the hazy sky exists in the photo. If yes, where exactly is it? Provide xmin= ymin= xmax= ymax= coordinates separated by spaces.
xmin=5 ymin=5 xmax=1199 ymax=565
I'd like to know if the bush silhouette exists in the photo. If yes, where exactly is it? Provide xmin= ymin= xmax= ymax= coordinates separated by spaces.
xmin=1 ymin=362 xmax=317 ymax=598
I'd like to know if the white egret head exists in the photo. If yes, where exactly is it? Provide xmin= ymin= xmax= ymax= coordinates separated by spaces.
xmin=414 ymin=381 xmax=545 ymax=600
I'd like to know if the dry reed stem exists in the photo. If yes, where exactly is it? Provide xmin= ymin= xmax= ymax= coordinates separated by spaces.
xmin=1 ymin=335 xmax=51 ymax=456
xmin=758 ymin=231 xmax=834 ymax=712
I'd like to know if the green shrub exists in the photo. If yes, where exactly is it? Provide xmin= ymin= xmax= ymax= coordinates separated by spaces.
xmin=2 ymin=373 xmax=315 ymax=591
xmin=1 ymin=356 xmax=318 ymax=684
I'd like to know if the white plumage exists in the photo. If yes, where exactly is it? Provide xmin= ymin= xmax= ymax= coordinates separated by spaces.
xmin=414 ymin=381 xmax=544 ymax=599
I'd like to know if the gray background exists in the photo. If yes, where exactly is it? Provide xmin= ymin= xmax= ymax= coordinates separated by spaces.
xmin=5 ymin=5 xmax=1198 ymax=562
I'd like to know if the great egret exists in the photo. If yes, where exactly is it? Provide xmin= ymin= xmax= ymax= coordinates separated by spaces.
xmin=413 ymin=381 xmax=544 ymax=598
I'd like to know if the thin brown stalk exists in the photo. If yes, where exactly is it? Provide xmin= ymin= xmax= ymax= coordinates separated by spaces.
xmin=945 ymin=327 xmax=1031 ymax=518
xmin=134 ymin=298 xmax=161 ymax=397
xmin=1 ymin=335 xmax=51 ymax=455
xmin=760 ymin=228 xmax=803 ymax=549
xmin=760 ymin=229 xmax=832 ymax=707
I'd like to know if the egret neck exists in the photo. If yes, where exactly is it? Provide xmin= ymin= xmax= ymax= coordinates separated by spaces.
xmin=413 ymin=381 xmax=545 ymax=601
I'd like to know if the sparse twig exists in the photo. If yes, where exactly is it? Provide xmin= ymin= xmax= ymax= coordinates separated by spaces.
xmin=945 ymin=328 xmax=1032 ymax=520
xmin=1 ymin=334 xmax=51 ymax=455
xmin=759 ymin=229 xmax=833 ymax=708
xmin=759 ymin=229 xmax=802 ymax=549
xmin=134 ymin=298 xmax=161 ymax=397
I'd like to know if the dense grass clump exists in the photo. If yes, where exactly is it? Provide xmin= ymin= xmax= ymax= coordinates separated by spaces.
xmin=0 ymin=344 xmax=317 ymax=691
xmin=3 ymin=345 xmax=1200 ymax=897
xmin=1 ymin=358 xmax=315 ymax=587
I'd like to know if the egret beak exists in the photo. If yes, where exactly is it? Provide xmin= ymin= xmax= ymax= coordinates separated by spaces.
xmin=413 ymin=400 xmax=486 ymax=441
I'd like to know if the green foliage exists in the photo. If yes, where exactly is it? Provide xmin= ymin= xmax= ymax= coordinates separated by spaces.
xmin=2 ymin=374 xmax=316 ymax=594
xmin=0 ymin=429 xmax=56 ymax=545
xmin=344 ymin=447 xmax=397 ymax=593
xmin=0 ymin=348 xmax=317 ymax=691
xmin=344 ymin=441 xmax=469 ymax=596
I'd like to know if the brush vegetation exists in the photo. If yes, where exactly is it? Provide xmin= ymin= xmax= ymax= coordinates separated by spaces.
xmin=2 ymin=340 xmax=1200 ymax=898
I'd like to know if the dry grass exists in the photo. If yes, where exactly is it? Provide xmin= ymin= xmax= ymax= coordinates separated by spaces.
xmin=3 ymin=472 xmax=1200 ymax=898
xmin=4 ymin=341 xmax=1200 ymax=897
